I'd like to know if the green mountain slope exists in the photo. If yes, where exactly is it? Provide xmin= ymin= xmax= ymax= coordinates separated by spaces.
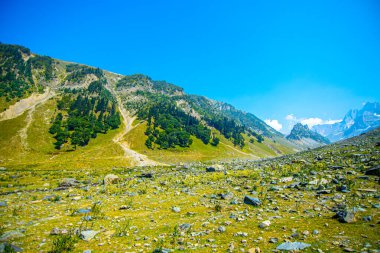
xmin=0 ymin=43 xmax=301 ymax=167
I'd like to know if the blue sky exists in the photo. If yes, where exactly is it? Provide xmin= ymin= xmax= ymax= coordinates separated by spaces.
xmin=1 ymin=0 xmax=379 ymax=133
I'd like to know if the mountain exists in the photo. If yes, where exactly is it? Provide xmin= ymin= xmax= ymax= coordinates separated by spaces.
xmin=312 ymin=102 xmax=380 ymax=142
xmin=0 ymin=43 xmax=303 ymax=168
xmin=286 ymin=123 xmax=330 ymax=148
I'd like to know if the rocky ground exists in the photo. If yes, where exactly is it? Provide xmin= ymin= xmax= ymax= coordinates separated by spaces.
xmin=0 ymin=129 xmax=379 ymax=252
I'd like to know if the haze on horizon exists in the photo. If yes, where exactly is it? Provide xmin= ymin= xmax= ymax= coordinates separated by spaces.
xmin=1 ymin=0 xmax=379 ymax=134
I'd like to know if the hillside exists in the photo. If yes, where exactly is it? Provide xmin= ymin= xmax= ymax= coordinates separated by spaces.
xmin=313 ymin=102 xmax=380 ymax=142
xmin=0 ymin=43 xmax=301 ymax=167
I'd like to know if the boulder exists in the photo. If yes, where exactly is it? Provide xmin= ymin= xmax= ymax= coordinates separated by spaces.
xmin=103 ymin=174 xmax=120 ymax=185
xmin=276 ymin=242 xmax=311 ymax=251
xmin=244 ymin=196 xmax=261 ymax=206
xmin=80 ymin=230 xmax=98 ymax=241
xmin=59 ymin=178 xmax=79 ymax=187
xmin=365 ymin=165 xmax=380 ymax=176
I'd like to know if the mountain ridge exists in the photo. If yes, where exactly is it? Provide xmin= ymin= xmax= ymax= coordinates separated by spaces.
xmin=0 ymin=43 xmax=301 ymax=166
xmin=313 ymin=102 xmax=380 ymax=142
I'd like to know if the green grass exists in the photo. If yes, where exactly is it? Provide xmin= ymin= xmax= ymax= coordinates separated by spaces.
xmin=0 ymin=98 xmax=132 ymax=170
xmin=124 ymin=122 xmax=253 ymax=163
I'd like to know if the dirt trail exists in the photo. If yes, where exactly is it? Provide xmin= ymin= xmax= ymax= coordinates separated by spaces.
xmin=104 ymin=81 xmax=162 ymax=166
xmin=220 ymin=142 xmax=258 ymax=159
xmin=113 ymin=105 xmax=161 ymax=166
xmin=18 ymin=107 xmax=35 ymax=151
xmin=0 ymin=88 xmax=54 ymax=121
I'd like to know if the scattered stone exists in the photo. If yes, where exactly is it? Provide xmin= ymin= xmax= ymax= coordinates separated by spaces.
xmin=172 ymin=207 xmax=181 ymax=213
xmin=365 ymin=165 xmax=380 ymax=176
xmin=0 ymin=201 xmax=7 ymax=207
xmin=363 ymin=216 xmax=372 ymax=222
xmin=0 ymin=230 xmax=25 ymax=241
xmin=59 ymin=178 xmax=79 ymax=187
xmin=217 ymin=226 xmax=226 ymax=233
xmin=0 ymin=242 xmax=23 ymax=252
xmin=80 ymin=230 xmax=99 ymax=241
xmin=179 ymin=223 xmax=191 ymax=231
xmin=50 ymin=228 xmax=61 ymax=235
xmin=276 ymin=242 xmax=311 ymax=251
xmin=269 ymin=238 xmax=278 ymax=243
xmin=258 ymin=220 xmax=271 ymax=228
xmin=206 ymin=167 xmax=216 ymax=172
xmin=333 ymin=209 xmax=356 ymax=223
xmin=248 ymin=247 xmax=261 ymax=253
xmin=103 ymin=174 xmax=120 ymax=185
xmin=139 ymin=173 xmax=153 ymax=178
xmin=221 ymin=192 xmax=234 ymax=200
xmin=244 ymin=196 xmax=261 ymax=206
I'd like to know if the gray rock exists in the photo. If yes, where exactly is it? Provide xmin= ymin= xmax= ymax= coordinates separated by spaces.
xmin=269 ymin=238 xmax=278 ymax=243
xmin=59 ymin=178 xmax=79 ymax=187
xmin=258 ymin=220 xmax=270 ymax=228
xmin=83 ymin=250 xmax=92 ymax=253
xmin=0 ymin=230 xmax=24 ymax=241
xmin=0 ymin=201 xmax=7 ymax=207
xmin=244 ymin=196 xmax=261 ymax=206
xmin=80 ymin=230 xmax=98 ymax=241
xmin=217 ymin=226 xmax=226 ymax=233
xmin=221 ymin=192 xmax=234 ymax=200
xmin=0 ymin=243 xmax=23 ymax=252
xmin=50 ymin=228 xmax=61 ymax=235
xmin=206 ymin=167 xmax=216 ymax=172
xmin=276 ymin=242 xmax=311 ymax=251
xmin=365 ymin=165 xmax=380 ymax=176
xmin=103 ymin=174 xmax=120 ymax=185
xmin=334 ymin=210 xmax=356 ymax=223
xmin=179 ymin=223 xmax=191 ymax=231
xmin=172 ymin=207 xmax=181 ymax=213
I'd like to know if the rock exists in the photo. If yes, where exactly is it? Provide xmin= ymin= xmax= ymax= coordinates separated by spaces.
xmin=276 ymin=242 xmax=311 ymax=251
xmin=343 ymin=248 xmax=355 ymax=252
xmin=0 ymin=230 xmax=25 ymax=241
xmin=221 ymin=192 xmax=234 ymax=200
xmin=363 ymin=216 xmax=372 ymax=222
xmin=172 ymin=207 xmax=181 ymax=213
xmin=0 ymin=243 xmax=23 ymax=252
xmin=336 ymin=185 xmax=350 ymax=193
xmin=103 ymin=174 xmax=120 ymax=185
xmin=244 ymin=196 xmax=261 ymax=206
xmin=258 ymin=220 xmax=271 ymax=228
xmin=248 ymin=247 xmax=261 ymax=253
xmin=139 ymin=173 xmax=153 ymax=178
xmin=206 ymin=167 xmax=216 ymax=172
xmin=365 ymin=165 xmax=380 ymax=176
xmin=217 ymin=226 xmax=226 ymax=233
xmin=269 ymin=238 xmax=278 ymax=243
xmin=77 ymin=208 xmax=91 ymax=214
xmin=0 ymin=201 xmax=7 ymax=207
xmin=179 ymin=223 xmax=191 ymax=231
xmin=59 ymin=178 xmax=79 ymax=187
xmin=313 ymin=229 xmax=319 ymax=235
xmin=80 ymin=230 xmax=98 ymax=241
xmin=334 ymin=209 xmax=356 ymax=223
xmin=83 ymin=250 xmax=92 ymax=253
xmin=280 ymin=177 xmax=293 ymax=183
xmin=50 ymin=227 xmax=61 ymax=235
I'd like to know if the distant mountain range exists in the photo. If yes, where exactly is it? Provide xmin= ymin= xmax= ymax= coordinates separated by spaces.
xmin=286 ymin=123 xmax=330 ymax=148
xmin=312 ymin=102 xmax=380 ymax=142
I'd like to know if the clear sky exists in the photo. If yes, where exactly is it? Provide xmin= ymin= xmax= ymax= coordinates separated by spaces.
xmin=1 ymin=0 xmax=379 ymax=133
